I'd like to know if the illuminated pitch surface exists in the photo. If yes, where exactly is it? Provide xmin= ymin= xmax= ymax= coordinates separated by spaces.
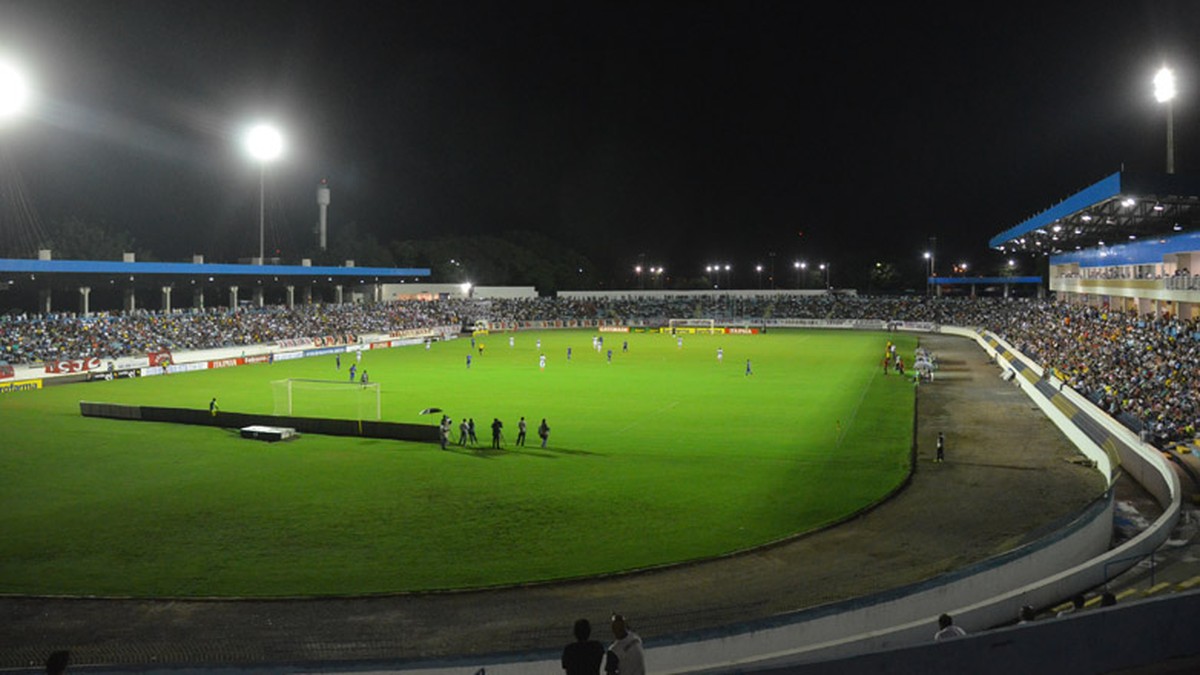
xmin=0 ymin=329 xmax=916 ymax=596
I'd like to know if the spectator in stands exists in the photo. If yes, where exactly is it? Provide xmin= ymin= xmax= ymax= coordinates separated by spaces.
xmin=562 ymin=618 xmax=605 ymax=675
xmin=934 ymin=613 xmax=966 ymax=641
xmin=1056 ymin=594 xmax=1086 ymax=617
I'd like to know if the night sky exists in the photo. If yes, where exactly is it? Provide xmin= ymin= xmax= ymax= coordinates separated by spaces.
xmin=2 ymin=1 xmax=1200 ymax=286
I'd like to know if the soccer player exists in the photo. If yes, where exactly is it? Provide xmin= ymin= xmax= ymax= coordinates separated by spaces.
xmin=425 ymin=339 xmax=431 ymax=351
xmin=458 ymin=419 xmax=469 ymax=446
xmin=336 ymin=354 xmax=341 ymax=370
xmin=622 ymin=340 xmax=629 ymax=353
xmin=567 ymin=346 xmax=572 ymax=361
xmin=607 ymin=349 xmax=613 ymax=363
xmin=360 ymin=369 xmax=369 ymax=385
xmin=509 ymin=335 xmax=515 ymax=348
xmin=539 ymin=353 xmax=547 ymax=370
xmin=466 ymin=354 xmax=472 ymax=369
xmin=349 ymin=363 xmax=357 ymax=382
xmin=356 ymin=350 xmax=362 ymax=364
xmin=677 ymin=335 xmax=683 ymax=349
xmin=717 ymin=347 xmax=723 ymax=363
xmin=209 ymin=397 xmax=218 ymax=416
xmin=745 ymin=359 xmax=752 ymax=376
xmin=516 ymin=416 xmax=527 ymax=446
xmin=536 ymin=338 xmax=542 ymax=351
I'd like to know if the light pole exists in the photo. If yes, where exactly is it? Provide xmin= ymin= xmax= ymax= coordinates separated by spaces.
xmin=923 ymin=251 xmax=935 ymax=296
xmin=724 ymin=264 xmax=731 ymax=289
xmin=819 ymin=263 xmax=829 ymax=289
xmin=244 ymin=124 xmax=284 ymax=264
xmin=755 ymin=264 xmax=763 ymax=289
xmin=793 ymin=261 xmax=801 ymax=288
xmin=635 ymin=265 xmax=643 ymax=289
xmin=1155 ymin=65 xmax=1177 ymax=174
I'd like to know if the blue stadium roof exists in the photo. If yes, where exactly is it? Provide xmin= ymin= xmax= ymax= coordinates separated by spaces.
xmin=989 ymin=172 xmax=1200 ymax=251
xmin=0 ymin=258 xmax=429 ymax=281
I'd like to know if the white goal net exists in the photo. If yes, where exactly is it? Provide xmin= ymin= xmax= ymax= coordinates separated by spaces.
xmin=271 ymin=379 xmax=381 ymax=420
xmin=667 ymin=318 xmax=719 ymax=335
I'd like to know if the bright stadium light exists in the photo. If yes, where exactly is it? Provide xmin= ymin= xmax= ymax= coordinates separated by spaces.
xmin=1154 ymin=66 xmax=1177 ymax=174
xmin=243 ymin=123 xmax=285 ymax=264
xmin=0 ymin=58 xmax=31 ymax=123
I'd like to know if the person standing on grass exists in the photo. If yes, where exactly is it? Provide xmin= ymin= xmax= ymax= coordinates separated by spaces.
xmin=717 ymin=347 xmax=723 ymax=363
xmin=459 ymin=418 xmax=470 ymax=446
xmin=936 ymin=431 xmax=945 ymax=462
xmin=467 ymin=353 xmax=472 ymax=369
xmin=562 ymin=618 xmax=605 ymax=675
xmin=468 ymin=418 xmax=479 ymax=445
xmin=336 ymin=354 xmax=341 ymax=370
xmin=540 ymin=353 xmax=547 ymax=370
xmin=439 ymin=416 xmax=451 ymax=451
xmin=517 ymin=416 xmax=527 ymax=446
xmin=209 ymin=397 xmax=218 ymax=416
xmin=349 ymin=363 xmax=357 ymax=382
xmin=745 ymin=359 xmax=753 ymax=376
xmin=491 ymin=418 xmax=504 ymax=449
xmin=538 ymin=418 xmax=551 ymax=448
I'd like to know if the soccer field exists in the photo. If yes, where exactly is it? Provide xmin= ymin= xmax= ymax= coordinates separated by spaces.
xmin=0 ymin=329 xmax=917 ymax=597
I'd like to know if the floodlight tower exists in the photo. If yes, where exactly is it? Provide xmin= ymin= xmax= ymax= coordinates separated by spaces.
xmin=0 ymin=59 xmax=31 ymax=124
xmin=316 ymin=178 xmax=330 ymax=251
xmin=1154 ymin=65 xmax=1177 ymax=174
xmin=244 ymin=123 xmax=284 ymax=264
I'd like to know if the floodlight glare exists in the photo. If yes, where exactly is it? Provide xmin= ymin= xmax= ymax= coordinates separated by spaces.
xmin=1154 ymin=66 xmax=1177 ymax=103
xmin=245 ymin=124 xmax=284 ymax=161
xmin=0 ymin=59 xmax=31 ymax=121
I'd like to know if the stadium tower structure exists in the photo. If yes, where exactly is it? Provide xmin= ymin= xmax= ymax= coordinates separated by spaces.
xmin=989 ymin=171 xmax=1200 ymax=318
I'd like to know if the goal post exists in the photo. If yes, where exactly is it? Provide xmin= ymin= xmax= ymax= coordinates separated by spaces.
xmin=667 ymin=318 xmax=719 ymax=335
xmin=271 ymin=379 xmax=381 ymax=420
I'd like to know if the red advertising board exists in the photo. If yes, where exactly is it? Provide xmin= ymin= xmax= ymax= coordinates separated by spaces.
xmin=147 ymin=350 xmax=173 ymax=367
xmin=44 ymin=356 xmax=103 ymax=374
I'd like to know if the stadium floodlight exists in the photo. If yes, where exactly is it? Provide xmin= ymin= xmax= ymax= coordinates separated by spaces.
xmin=243 ymin=123 xmax=285 ymax=264
xmin=1154 ymin=66 xmax=1177 ymax=174
xmin=0 ymin=58 xmax=31 ymax=123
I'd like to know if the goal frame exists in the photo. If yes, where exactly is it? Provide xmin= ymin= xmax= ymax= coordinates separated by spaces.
xmin=667 ymin=318 xmax=719 ymax=335
xmin=271 ymin=378 xmax=381 ymax=420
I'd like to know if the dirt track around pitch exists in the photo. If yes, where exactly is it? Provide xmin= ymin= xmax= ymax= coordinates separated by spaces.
xmin=0 ymin=334 xmax=1109 ymax=670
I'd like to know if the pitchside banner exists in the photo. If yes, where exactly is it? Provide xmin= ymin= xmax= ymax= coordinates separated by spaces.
xmin=0 ymin=379 xmax=42 ymax=393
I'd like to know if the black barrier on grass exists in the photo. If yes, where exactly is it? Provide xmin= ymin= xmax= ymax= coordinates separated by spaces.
xmin=79 ymin=401 xmax=439 ymax=443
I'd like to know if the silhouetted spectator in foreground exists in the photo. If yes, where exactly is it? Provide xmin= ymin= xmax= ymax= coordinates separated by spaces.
xmin=562 ymin=618 xmax=605 ymax=675
xmin=606 ymin=613 xmax=645 ymax=675
xmin=934 ymin=613 xmax=966 ymax=641
xmin=46 ymin=650 xmax=69 ymax=675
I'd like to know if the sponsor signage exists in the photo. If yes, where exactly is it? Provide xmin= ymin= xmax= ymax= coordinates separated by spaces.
xmin=0 ymin=379 xmax=42 ymax=393
xmin=147 ymin=350 xmax=173 ymax=367
xmin=243 ymin=354 xmax=273 ymax=365
xmin=303 ymin=346 xmax=346 ymax=358
xmin=725 ymin=327 xmax=759 ymax=335
xmin=209 ymin=358 xmax=240 ymax=369
xmin=599 ymin=326 xmax=629 ymax=333
xmin=44 ymin=357 xmax=103 ymax=374
xmin=0 ymin=362 xmax=13 ymax=379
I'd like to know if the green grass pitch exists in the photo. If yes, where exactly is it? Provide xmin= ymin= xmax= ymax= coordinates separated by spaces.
xmin=0 ymin=329 xmax=917 ymax=597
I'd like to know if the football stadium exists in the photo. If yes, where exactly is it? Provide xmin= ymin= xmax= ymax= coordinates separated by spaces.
xmin=5 ymin=7 xmax=1200 ymax=674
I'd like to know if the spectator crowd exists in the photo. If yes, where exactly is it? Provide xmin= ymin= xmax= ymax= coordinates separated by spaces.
xmin=4 ymin=293 xmax=1199 ymax=444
